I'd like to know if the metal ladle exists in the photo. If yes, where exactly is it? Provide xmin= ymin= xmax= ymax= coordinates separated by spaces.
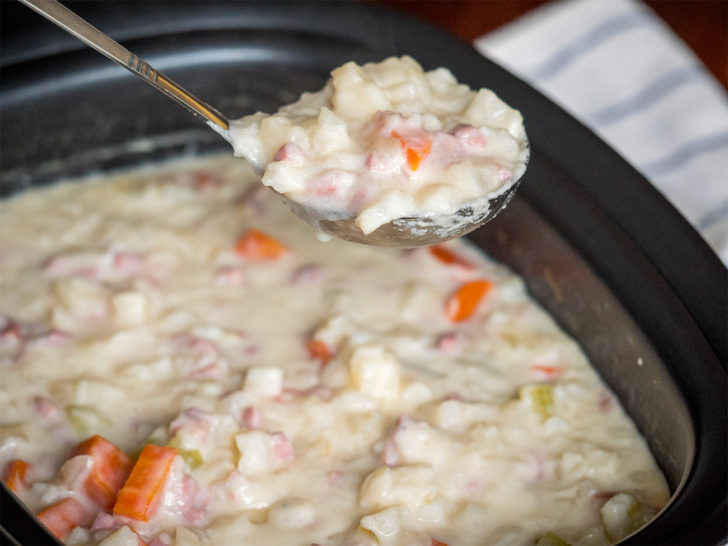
xmin=20 ymin=0 xmax=523 ymax=247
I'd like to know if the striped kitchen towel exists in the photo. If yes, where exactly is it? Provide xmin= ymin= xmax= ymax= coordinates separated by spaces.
xmin=476 ymin=0 xmax=728 ymax=265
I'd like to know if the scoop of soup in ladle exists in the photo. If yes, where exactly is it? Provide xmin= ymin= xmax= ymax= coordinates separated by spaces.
xmin=21 ymin=0 xmax=528 ymax=247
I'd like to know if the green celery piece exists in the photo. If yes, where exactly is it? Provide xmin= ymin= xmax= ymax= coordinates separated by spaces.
xmin=167 ymin=434 xmax=203 ymax=469
xmin=519 ymin=384 xmax=555 ymax=417
xmin=66 ymin=405 xmax=110 ymax=436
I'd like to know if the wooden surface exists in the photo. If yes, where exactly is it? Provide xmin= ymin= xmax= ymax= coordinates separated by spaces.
xmin=375 ymin=0 xmax=728 ymax=90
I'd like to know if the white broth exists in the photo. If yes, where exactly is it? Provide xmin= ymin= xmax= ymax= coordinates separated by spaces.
xmin=0 ymin=155 xmax=668 ymax=546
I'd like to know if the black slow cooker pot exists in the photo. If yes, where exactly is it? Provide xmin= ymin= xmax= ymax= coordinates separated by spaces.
xmin=1 ymin=2 xmax=726 ymax=545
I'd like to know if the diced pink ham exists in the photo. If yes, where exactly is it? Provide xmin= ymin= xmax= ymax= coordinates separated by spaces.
xmin=189 ymin=362 xmax=224 ymax=379
xmin=275 ymin=389 xmax=299 ymax=404
xmin=155 ymin=460 xmax=207 ymax=526
xmin=89 ymin=511 xmax=119 ymax=533
xmin=327 ymin=470 xmax=344 ymax=486
xmin=365 ymin=147 xmax=405 ymax=174
xmin=148 ymin=534 xmax=173 ymax=546
xmin=43 ymin=250 xmax=144 ymax=280
xmin=347 ymin=191 xmax=367 ymax=212
xmin=430 ymin=131 xmax=463 ymax=160
xmin=38 ymin=329 xmax=71 ymax=347
xmin=33 ymin=396 xmax=60 ymax=421
xmin=173 ymin=334 xmax=226 ymax=378
xmin=43 ymin=254 xmax=95 ymax=278
xmin=179 ymin=474 xmax=206 ymax=525
xmin=436 ymin=332 xmax=460 ymax=356
xmin=215 ymin=265 xmax=246 ymax=286
xmin=592 ymin=490 xmax=618 ymax=503
xmin=192 ymin=171 xmax=222 ymax=191
xmin=274 ymin=142 xmax=305 ymax=166
xmin=598 ymin=390 xmax=615 ymax=412
xmin=112 ymin=252 xmax=143 ymax=274
xmin=0 ymin=317 xmax=21 ymax=341
xmin=309 ymin=385 xmax=333 ymax=400
xmin=305 ymin=170 xmax=355 ymax=198
xmin=381 ymin=441 xmax=399 ymax=467
xmin=497 ymin=167 xmax=513 ymax=183
xmin=271 ymin=432 xmax=295 ymax=462
xmin=291 ymin=264 xmax=323 ymax=284
xmin=173 ymin=333 xmax=218 ymax=355
xmin=169 ymin=407 xmax=212 ymax=441
xmin=275 ymin=385 xmax=333 ymax=404
xmin=0 ymin=318 xmax=22 ymax=359
xmin=211 ymin=469 xmax=248 ymax=504
xmin=520 ymin=451 xmax=551 ymax=485
xmin=380 ymin=414 xmax=416 ymax=466
xmin=451 ymin=124 xmax=488 ymax=149
xmin=241 ymin=406 xmax=261 ymax=429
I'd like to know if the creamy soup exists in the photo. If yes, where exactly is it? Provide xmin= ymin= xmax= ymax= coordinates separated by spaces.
xmin=230 ymin=56 xmax=529 ymax=237
xmin=0 ymin=155 xmax=668 ymax=546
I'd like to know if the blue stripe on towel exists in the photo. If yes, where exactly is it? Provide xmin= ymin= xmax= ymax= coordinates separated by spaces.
xmin=587 ymin=65 xmax=704 ymax=126
xmin=531 ymin=9 xmax=651 ymax=80
xmin=642 ymin=131 xmax=728 ymax=177
xmin=697 ymin=199 xmax=728 ymax=231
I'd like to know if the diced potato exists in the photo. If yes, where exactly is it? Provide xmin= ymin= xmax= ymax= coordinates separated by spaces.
xmin=259 ymin=116 xmax=308 ymax=162
xmin=66 ymin=405 xmax=110 ymax=436
xmin=400 ymin=381 xmax=433 ymax=408
xmin=268 ymin=497 xmax=316 ymax=529
xmin=391 ymin=419 xmax=448 ymax=468
xmin=348 ymin=345 xmax=400 ymax=400
xmin=111 ymin=291 xmax=147 ymax=325
xmin=311 ymin=107 xmax=350 ymax=155
xmin=359 ymin=507 xmax=402 ymax=546
xmin=175 ymin=527 xmax=201 ymax=546
xmin=98 ymin=526 xmax=140 ymax=546
xmin=235 ymin=431 xmax=291 ymax=475
xmin=601 ymin=492 xmax=643 ymax=541
xmin=331 ymin=62 xmax=392 ymax=121
xmin=435 ymin=399 xmax=496 ymax=431
xmin=359 ymin=465 xmax=437 ymax=511
xmin=53 ymin=277 xmax=109 ymax=320
xmin=464 ymin=88 xmax=526 ymax=140
xmin=73 ymin=379 xmax=124 ymax=406
xmin=262 ymin=161 xmax=306 ymax=193
xmin=312 ymin=315 xmax=351 ymax=350
xmin=243 ymin=366 xmax=283 ymax=397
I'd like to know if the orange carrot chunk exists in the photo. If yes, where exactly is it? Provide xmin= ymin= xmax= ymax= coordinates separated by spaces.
xmin=2 ymin=459 xmax=30 ymax=493
xmin=530 ymin=364 xmax=565 ymax=380
xmin=431 ymin=539 xmax=449 ymax=546
xmin=428 ymin=245 xmax=475 ymax=270
xmin=306 ymin=339 xmax=333 ymax=368
xmin=445 ymin=279 xmax=492 ymax=322
xmin=391 ymin=130 xmax=433 ymax=171
xmin=37 ymin=497 xmax=94 ymax=540
xmin=70 ymin=435 xmax=133 ymax=510
xmin=234 ymin=229 xmax=287 ymax=261
xmin=113 ymin=444 xmax=178 ymax=521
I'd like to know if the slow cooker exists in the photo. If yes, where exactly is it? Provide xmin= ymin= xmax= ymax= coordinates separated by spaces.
xmin=1 ymin=2 xmax=725 ymax=544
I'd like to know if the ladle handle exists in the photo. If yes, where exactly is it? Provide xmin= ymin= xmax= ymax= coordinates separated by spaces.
xmin=19 ymin=0 xmax=231 ymax=137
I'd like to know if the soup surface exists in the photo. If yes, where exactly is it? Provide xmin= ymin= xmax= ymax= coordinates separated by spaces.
xmin=0 ymin=155 xmax=668 ymax=546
